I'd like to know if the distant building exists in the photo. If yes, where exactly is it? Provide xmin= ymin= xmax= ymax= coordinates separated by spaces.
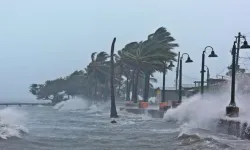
xmin=157 ymin=86 xmax=194 ymax=103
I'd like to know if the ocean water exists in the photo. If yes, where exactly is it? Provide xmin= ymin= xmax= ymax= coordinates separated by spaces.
xmin=0 ymin=97 xmax=250 ymax=150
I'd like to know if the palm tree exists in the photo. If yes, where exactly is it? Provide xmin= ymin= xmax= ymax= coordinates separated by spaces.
xmin=87 ymin=51 xmax=110 ymax=100
xmin=116 ymin=50 xmax=134 ymax=101
xmin=119 ymin=27 xmax=178 ymax=103
xmin=29 ymin=26 xmax=178 ymax=107
xmin=118 ymin=42 xmax=141 ymax=103
xmin=110 ymin=37 xmax=119 ymax=119
xmin=141 ymin=27 xmax=178 ymax=102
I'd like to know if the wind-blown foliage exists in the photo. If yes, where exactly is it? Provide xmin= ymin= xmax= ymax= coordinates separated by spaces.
xmin=29 ymin=27 xmax=178 ymax=105
xmin=117 ymin=27 xmax=178 ymax=102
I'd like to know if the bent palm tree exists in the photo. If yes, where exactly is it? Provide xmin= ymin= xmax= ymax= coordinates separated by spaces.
xmin=110 ymin=37 xmax=119 ymax=118
xmin=119 ymin=27 xmax=178 ymax=103
xmin=87 ymin=51 xmax=110 ymax=100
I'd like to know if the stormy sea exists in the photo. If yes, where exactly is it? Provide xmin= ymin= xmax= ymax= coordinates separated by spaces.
xmin=0 ymin=94 xmax=250 ymax=150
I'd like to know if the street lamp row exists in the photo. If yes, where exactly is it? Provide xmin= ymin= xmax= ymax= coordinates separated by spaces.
xmin=163 ymin=32 xmax=250 ymax=114
xmin=177 ymin=47 xmax=218 ymax=103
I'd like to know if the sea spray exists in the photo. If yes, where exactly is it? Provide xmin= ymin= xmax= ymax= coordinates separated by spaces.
xmin=0 ymin=107 xmax=28 ymax=139
xmin=53 ymin=97 xmax=110 ymax=114
xmin=53 ymin=97 xmax=90 ymax=111
xmin=86 ymin=102 xmax=109 ymax=114
xmin=164 ymin=93 xmax=230 ymax=131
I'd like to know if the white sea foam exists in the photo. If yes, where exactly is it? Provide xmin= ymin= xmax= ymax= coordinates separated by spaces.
xmin=53 ymin=97 xmax=110 ymax=114
xmin=53 ymin=97 xmax=90 ymax=111
xmin=0 ymin=107 xmax=28 ymax=139
xmin=164 ymin=78 xmax=250 ymax=132
xmin=164 ymin=91 xmax=230 ymax=130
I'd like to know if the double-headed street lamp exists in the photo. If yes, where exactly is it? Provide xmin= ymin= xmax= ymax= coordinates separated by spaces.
xmin=226 ymin=33 xmax=250 ymax=117
xmin=178 ymin=53 xmax=193 ymax=103
xmin=200 ymin=46 xmax=218 ymax=95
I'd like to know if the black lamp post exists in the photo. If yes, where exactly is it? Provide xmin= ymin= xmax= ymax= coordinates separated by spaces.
xmin=204 ymin=65 xmax=210 ymax=90
xmin=162 ymin=61 xmax=175 ymax=103
xmin=178 ymin=53 xmax=193 ymax=103
xmin=227 ymin=42 xmax=239 ymax=117
xmin=200 ymin=46 xmax=218 ymax=95
xmin=226 ymin=33 xmax=250 ymax=117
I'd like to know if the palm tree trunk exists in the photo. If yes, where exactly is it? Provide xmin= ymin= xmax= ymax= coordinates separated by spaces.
xmin=131 ymin=69 xmax=135 ymax=102
xmin=117 ymin=67 xmax=123 ymax=98
xmin=87 ymin=79 xmax=90 ymax=97
xmin=132 ymin=69 xmax=140 ymax=103
xmin=104 ymin=76 xmax=108 ymax=101
xmin=110 ymin=37 xmax=118 ymax=118
xmin=143 ymin=72 xmax=150 ymax=102
xmin=94 ymin=83 xmax=97 ymax=100
xmin=117 ymin=82 xmax=121 ymax=97
xmin=128 ymin=77 xmax=133 ymax=100
xmin=126 ymin=76 xmax=130 ymax=101
xmin=162 ymin=64 xmax=166 ymax=102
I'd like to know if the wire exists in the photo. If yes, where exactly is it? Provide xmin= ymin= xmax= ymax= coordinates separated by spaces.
xmin=238 ymin=53 xmax=250 ymax=71
xmin=216 ymin=67 xmax=228 ymax=76
xmin=242 ymin=32 xmax=250 ymax=36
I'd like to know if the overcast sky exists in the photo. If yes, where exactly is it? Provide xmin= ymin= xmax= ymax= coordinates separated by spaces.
xmin=0 ymin=0 xmax=250 ymax=102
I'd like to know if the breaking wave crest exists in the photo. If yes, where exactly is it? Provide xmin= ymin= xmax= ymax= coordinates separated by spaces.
xmin=164 ymin=87 xmax=250 ymax=130
xmin=164 ymin=93 xmax=229 ymax=130
xmin=163 ymin=86 xmax=250 ymax=149
xmin=53 ymin=98 xmax=90 ymax=111
xmin=53 ymin=97 xmax=109 ymax=113
xmin=0 ymin=107 xmax=28 ymax=139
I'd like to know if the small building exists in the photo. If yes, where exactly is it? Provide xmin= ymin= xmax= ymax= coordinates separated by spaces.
xmin=156 ymin=87 xmax=191 ymax=103
xmin=208 ymin=78 xmax=229 ymax=85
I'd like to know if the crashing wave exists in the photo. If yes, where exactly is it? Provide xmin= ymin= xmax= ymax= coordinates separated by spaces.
xmin=53 ymin=97 xmax=109 ymax=114
xmin=0 ymin=107 xmax=28 ymax=139
xmin=53 ymin=98 xmax=90 ymax=111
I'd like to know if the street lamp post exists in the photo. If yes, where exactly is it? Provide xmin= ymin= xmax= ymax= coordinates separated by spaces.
xmin=200 ymin=46 xmax=218 ymax=95
xmin=178 ymin=53 xmax=193 ymax=103
xmin=226 ymin=33 xmax=250 ymax=117
xmin=204 ymin=65 xmax=210 ymax=90
xmin=217 ymin=33 xmax=250 ymax=138
xmin=160 ymin=61 xmax=174 ymax=110
xmin=162 ymin=61 xmax=175 ymax=102
xmin=227 ymin=42 xmax=238 ymax=117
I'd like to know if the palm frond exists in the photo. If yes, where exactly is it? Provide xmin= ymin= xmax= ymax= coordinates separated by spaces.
xmin=91 ymin=52 xmax=97 ymax=62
